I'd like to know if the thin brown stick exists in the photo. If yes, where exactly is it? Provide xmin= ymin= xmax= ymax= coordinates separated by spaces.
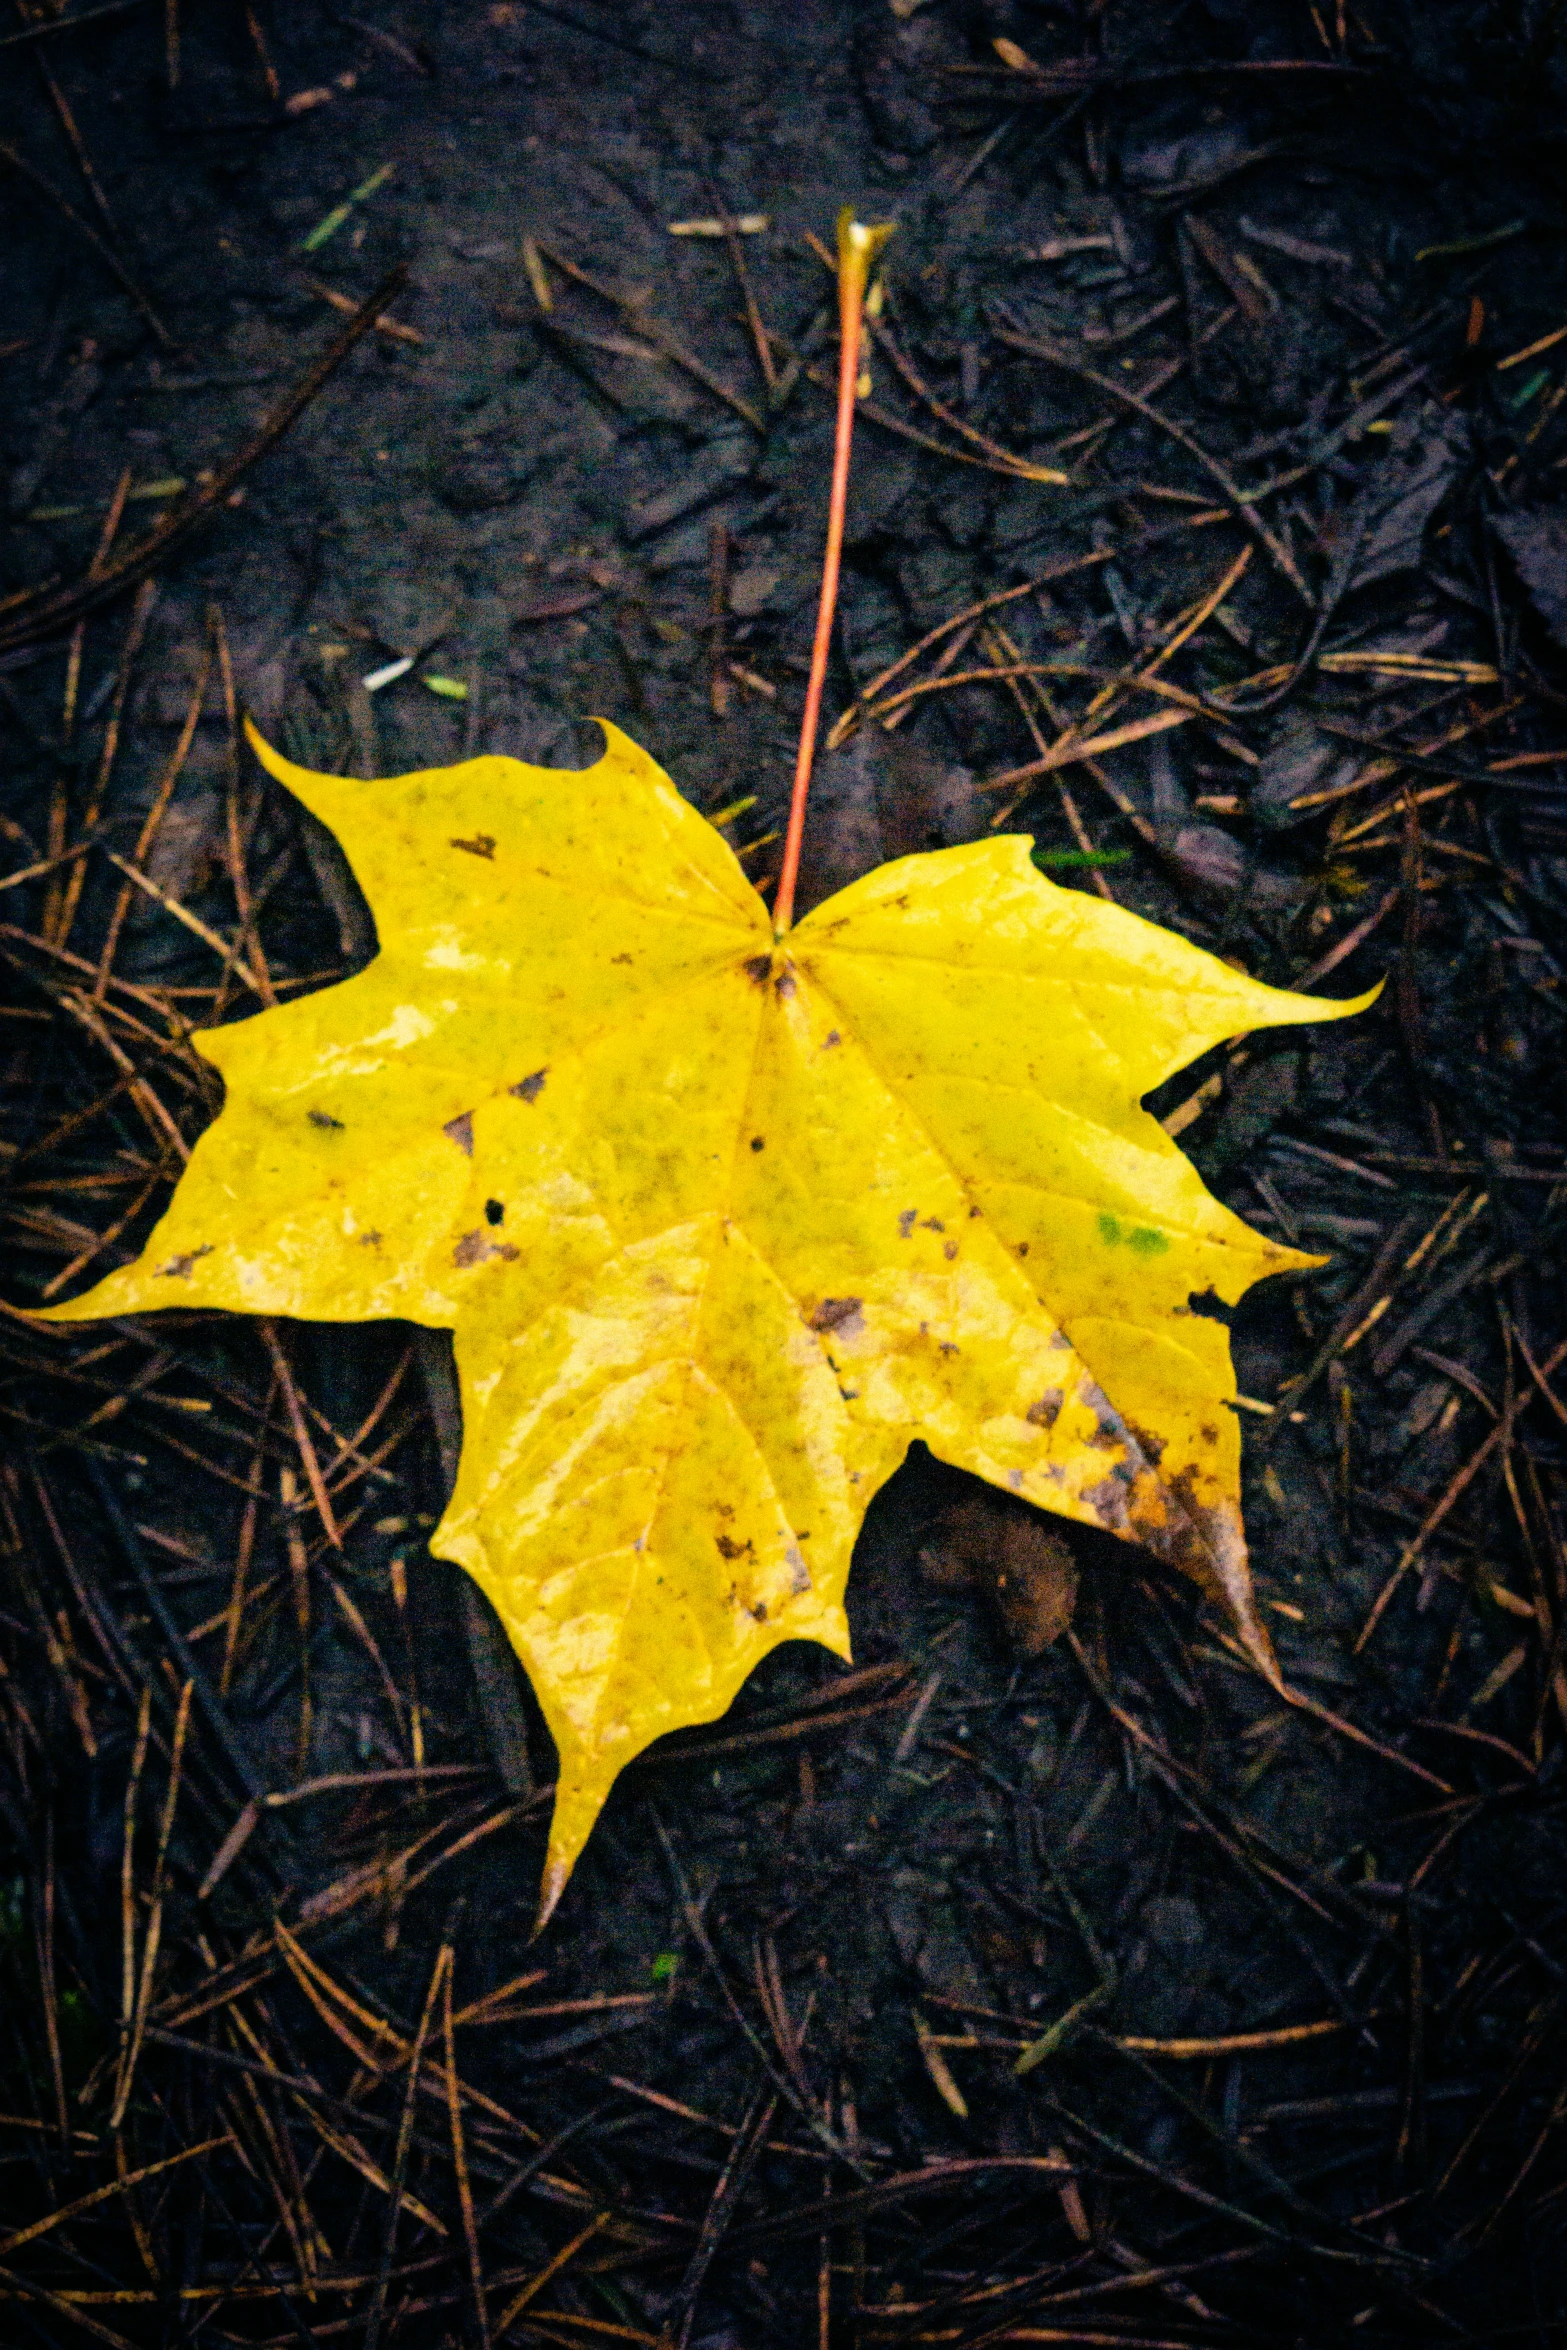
xmin=243 ymin=0 xmax=279 ymax=97
xmin=1512 ymin=1323 xmax=1567 ymax=1434
xmin=111 ymin=1677 xmax=192 ymax=2126
xmin=867 ymin=315 xmax=1069 ymax=483
xmin=117 ymin=1681 xmax=152 ymax=2074
xmin=493 ymin=2214 xmax=608 ymax=2337
xmin=54 ymin=579 xmax=158 ymax=954
xmin=786 ymin=334 xmax=1070 ymax=487
xmin=0 ymin=141 xmax=171 ymax=349
xmin=533 ymin=239 xmax=764 ymax=432
xmin=39 ymin=1169 xmax=160 ymax=1299
xmin=1356 ymin=1332 xmax=1567 ymax=1650
xmin=322 ymin=1345 xmax=413 ymax=1486
xmin=0 ymin=265 xmax=409 ymax=653
xmin=985 ymin=702 xmax=1193 ymax=789
xmin=0 ymin=2134 xmax=229 ymax=2260
xmin=210 ymin=601 xmax=276 ymax=1004
xmin=823 ymin=523 xmax=1227 ymax=752
xmin=707 ymin=516 xmax=731 ymax=719
xmin=880 ymin=617 xmax=976 ymax=731
xmin=984 ymin=545 xmax=1251 ymax=797
xmin=87 ymin=465 xmax=132 ymax=580
xmin=864 ymin=659 xmax=1112 ymax=724
xmin=46 ymin=634 xmax=84 ymax=938
xmin=1085 ymin=542 xmax=1252 ymax=728
xmin=324 ymin=1573 xmax=408 ymax=1735
xmin=278 ymin=1465 xmax=313 ymax=1776
xmin=104 ymin=851 xmax=265 ymax=993
xmin=112 ymin=2127 xmax=160 ymax=2282
xmin=221 ymin=1379 xmax=275 ymax=1693
xmin=668 ymin=2083 xmax=780 ymax=2346
xmin=1274 ymin=1679 xmax=1445 ymax=1791
xmin=442 ymin=1962 xmax=491 ymax=2350
xmin=273 ymin=1918 xmax=404 ymax=2070
xmin=29 ymin=15 xmax=124 ymax=245
xmin=0 ymin=839 xmax=99 ymax=899
xmin=991 ymin=310 xmax=1313 ymax=602
xmin=364 ymin=1936 xmax=452 ymax=2350
xmin=1114 ymin=2016 xmax=1353 ymax=2058
xmin=1290 ymin=886 xmax=1399 ymax=990
xmin=92 ymin=636 xmax=216 ymax=1000
xmin=13 ymin=1550 xmax=98 ymax=1754
xmin=37 ymin=1812 xmax=69 ymax=2143
xmin=55 ymin=996 xmax=188 ymax=1162
xmin=259 ymin=1321 xmax=343 ymax=1550
xmin=30 ymin=1463 xmax=136 ymax=1697
xmin=826 ymin=577 xmax=1065 ymax=749
xmin=705 ymin=174 xmax=778 ymax=394
xmin=980 ymin=620 xmax=1113 ymax=899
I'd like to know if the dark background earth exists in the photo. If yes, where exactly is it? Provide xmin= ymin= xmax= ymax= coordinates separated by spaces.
xmin=3 ymin=3 xmax=1567 ymax=2344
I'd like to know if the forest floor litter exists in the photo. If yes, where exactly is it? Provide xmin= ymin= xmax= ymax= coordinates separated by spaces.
xmin=2 ymin=3 xmax=1566 ymax=2343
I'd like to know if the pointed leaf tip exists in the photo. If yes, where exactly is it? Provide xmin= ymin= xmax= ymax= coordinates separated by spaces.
xmin=533 ymin=1856 xmax=570 ymax=1938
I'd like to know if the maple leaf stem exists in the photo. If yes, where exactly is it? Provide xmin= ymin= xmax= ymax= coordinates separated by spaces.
xmin=771 ymin=209 xmax=894 ymax=939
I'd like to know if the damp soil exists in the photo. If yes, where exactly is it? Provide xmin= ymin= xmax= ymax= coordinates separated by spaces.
xmin=3 ymin=4 xmax=1567 ymax=2344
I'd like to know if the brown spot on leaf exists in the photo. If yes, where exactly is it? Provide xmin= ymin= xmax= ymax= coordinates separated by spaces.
xmin=157 ymin=1244 xmax=213 ymax=1279
xmin=715 ymin=1532 xmax=755 ymax=1561
xmin=450 ymin=833 xmax=496 ymax=859
xmin=308 ymin=1108 xmax=344 ymax=1130
xmin=1140 ymin=1465 xmax=1276 ymax=1681
xmin=510 ymin=1071 xmax=547 ymax=1103
xmin=898 ymin=1209 xmax=917 ymax=1238
xmin=443 ymin=1111 xmax=474 ymax=1155
xmin=750 ymin=1135 xmax=765 ymax=1152
xmin=920 ymin=1216 xmax=945 ymax=1233
xmin=943 ymin=1240 xmax=958 ymax=1261
xmin=1026 ymin=1389 xmax=1064 ymax=1429
xmin=1127 ymin=1418 xmax=1166 ymax=1468
xmin=453 ymin=1230 xmax=519 ymax=1268
xmin=744 ymin=953 xmax=773 ymax=986
xmin=809 ymin=1296 xmax=863 ymax=1335
xmin=775 ymin=966 xmax=797 ymax=998
xmin=823 ymin=1029 xmax=841 ymax=1048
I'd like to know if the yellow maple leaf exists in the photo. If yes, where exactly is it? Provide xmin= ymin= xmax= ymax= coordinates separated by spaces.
xmin=42 ymin=721 xmax=1370 ymax=1918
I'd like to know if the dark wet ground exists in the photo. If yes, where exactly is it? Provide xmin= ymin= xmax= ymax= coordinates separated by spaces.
xmin=3 ymin=4 xmax=1567 ymax=2343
